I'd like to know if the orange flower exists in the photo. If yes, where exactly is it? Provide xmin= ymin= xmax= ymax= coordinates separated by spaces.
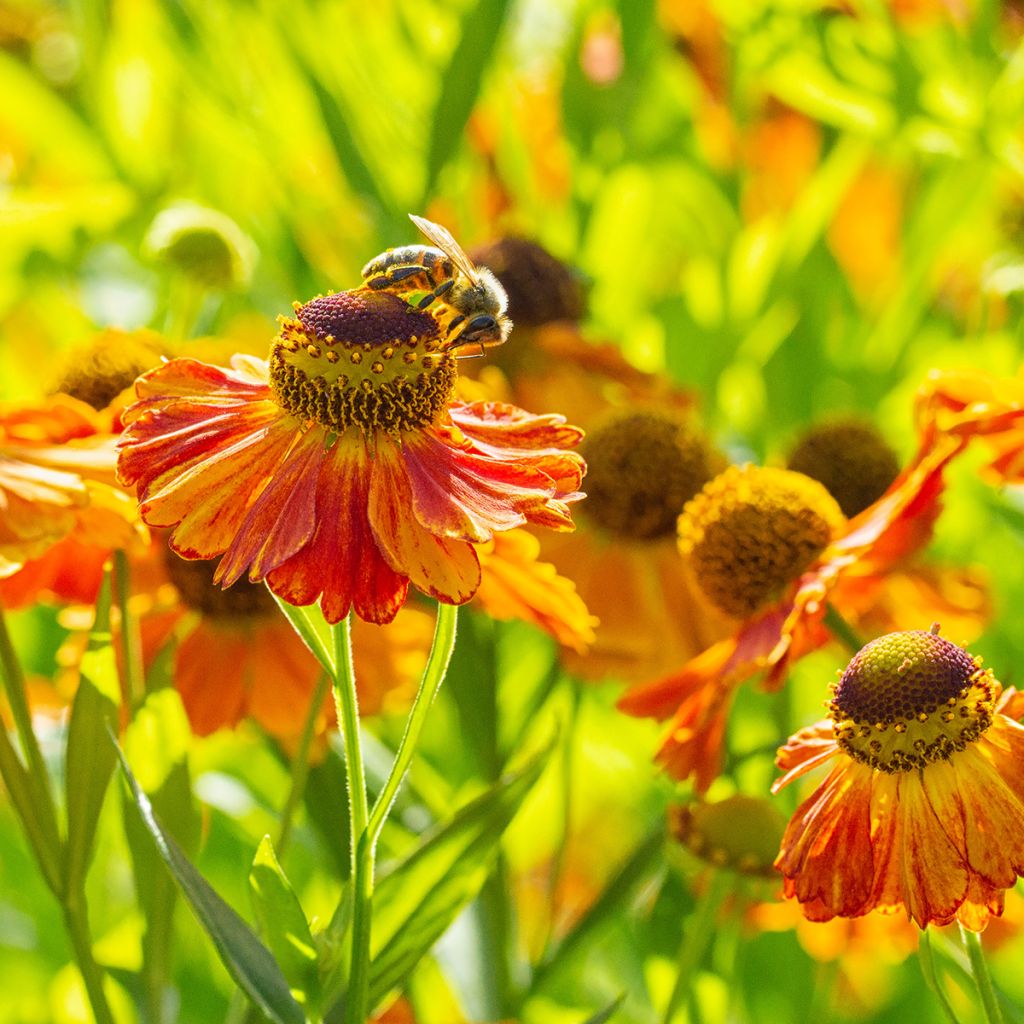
xmin=773 ymin=630 xmax=1024 ymax=931
xmin=474 ymin=529 xmax=596 ymax=653
xmin=126 ymin=538 xmax=435 ymax=743
xmin=461 ymin=238 xmax=719 ymax=679
xmin=117 ymin=287 xmax=585 ymax=625
xmin=0 ymin=393 xmax=138 ymax=598
xmin=618 ymin=421 xmax=966 ymax=790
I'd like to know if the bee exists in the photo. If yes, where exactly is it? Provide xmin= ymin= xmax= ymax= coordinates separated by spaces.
xmin=360 ymin=214 xmax=511 ymax=356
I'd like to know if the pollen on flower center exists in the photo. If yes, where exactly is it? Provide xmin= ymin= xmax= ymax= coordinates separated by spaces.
xmin=680 ymin=465 xmax=844 ymax=618
xmin=269 ymin=290 xmax=457 ymax=435
xmin=830 ymin=629 xmax=998 ymax=773
xmin=164 ymin=546 xmax=276 ymax=619
xmin=579 ymin=411 xmax=724 ymax=541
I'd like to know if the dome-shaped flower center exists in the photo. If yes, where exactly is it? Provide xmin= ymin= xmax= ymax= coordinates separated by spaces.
xmin=787 ymin=419 xmax=900 ymax=518
xmin=669 ymin=795 xmax=785 ymax=878
xmin=164 ymin=546 xmax=276 ymax=620
xmin=830 ymin=629 xmax=998 ymax=773
xmin=579 ymin=411 xmax=723 ymax=541
xmin=55 ymin=330 xmax=165 ymax=411
xmin=269 ymin=291 xmax=458 ymax=435
xmin=467 ymin=237 xmax=585 ymax=327
xmin=680 ymin=466 xmax=844 ymax=619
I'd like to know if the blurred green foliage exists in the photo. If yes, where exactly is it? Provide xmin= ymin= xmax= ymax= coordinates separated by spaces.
xmin=5 ymin=0 xmax=1024 ymax=1022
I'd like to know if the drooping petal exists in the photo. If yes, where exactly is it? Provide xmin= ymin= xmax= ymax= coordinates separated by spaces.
xmin=216 ymin=425 xmax=323 ymax=585
xmin=772 ymin=721 xmax=839 ymax=793
xmin=175 ymin=621 xmax=249 ymax=736
xmin=896 ymin=773 xmax=968 ymax=928
xmin=368 ymin=438 xmax=481 ymax=605
xmin=266 ymin=438 xmax=408 ymax=625
xmin=403 ymin=429 xmax=576 ymax=541
xmin=474 ymin=529 xmax=596 ymax=653
xmin=776 ymin=761 xmax=876 ymax=919
xmin=118 ymin=359 xmax=302 ymax=561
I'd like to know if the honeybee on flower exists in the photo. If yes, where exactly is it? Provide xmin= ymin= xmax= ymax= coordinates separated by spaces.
xmin=117 ymin=216 xmax=586 ymax=625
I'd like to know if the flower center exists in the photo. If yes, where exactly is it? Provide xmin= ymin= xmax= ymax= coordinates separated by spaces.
xmin=268 ymin=290 xmax=458 ymax=435
xmin=55 ymin=329 xmax=165 ymax=411
xmin=467 ymin=237 xmax=585 ymax=327
xmin=830 ymin=629 xmax=998 ymax=773
xmin=680 ymin=465 xmax=844 ymax=618
xmin=787 ymin=418 xmax=900 ymax=518
xmin=669 ymin=795 xmax=785 ymax=878
xmin=579 ymin=411 xmax=723 ymax=541
xmin=163 ymin=546 xmax=276 ymax=619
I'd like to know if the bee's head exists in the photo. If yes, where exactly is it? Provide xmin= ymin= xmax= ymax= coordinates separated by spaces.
xmin=448 ymin=267 xmax=511 ymax=350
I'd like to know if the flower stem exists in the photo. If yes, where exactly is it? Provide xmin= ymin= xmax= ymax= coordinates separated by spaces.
xmin=661 ymin=869 xmax=732 ymax=1024
xmin=113 ymin=550 xmax=145 ymax=710
xmin=822 ymin=602 xmax=865 ymax=655
xmin=275 ymin=670 xmax=331 ymax=859
xmin=63 ymin=891 xmax=117 ymax=1024
xmin=918 ymin=929 xmax=963 ymax=1024
xmin=960 ymin=925 xmax=1005 ymax=1024
xmin=366 ymin=603 xmax=458 ymax=843
xmin=0 ymin=604 xmax=62 ymax=890
xmin=330 ymin=616 xmax=372 ymax=1024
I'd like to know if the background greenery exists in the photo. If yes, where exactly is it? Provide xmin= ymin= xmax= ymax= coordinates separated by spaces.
xmin=4 ymin=0 xmax=1024 ymax=1021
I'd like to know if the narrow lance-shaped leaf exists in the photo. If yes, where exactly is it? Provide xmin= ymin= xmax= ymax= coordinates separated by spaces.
xmin=64 ymin=572 xmax=120 ymax=894
xmin=113 ymin=735 xmax=306 ymax=1024
xmin=250 ymin=836 xmax=323 ymax=1018
xmin=423 ymin=0 xmax=512 ymax=200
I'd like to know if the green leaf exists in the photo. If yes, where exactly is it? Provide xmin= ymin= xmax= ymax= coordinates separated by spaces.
xmin=250 ymin=836 xmax=322 ymax=1017
xmin=114 ymin=738 xmax=306 ymax=1024
xmin=0 ymin=725 xmax=63 ymax=894
xmin=121 ymin=690 xmax=198 ymax=1021
xmin=271 ymin=590 xmax=335 ymax=677
xmin=423 ymin=0 xmax=511 ymax=199
xmin=63 ymin=574 xmax=120 ymax=894
xmin=324 ymin=743 xmax=549 ymax=1019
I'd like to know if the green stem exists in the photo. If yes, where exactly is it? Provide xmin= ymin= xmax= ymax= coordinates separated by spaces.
xmin=961 ymin=925 xmax=1005 ymax=1024
xmin=275 ymin=670 xmax=331 ymax=860
xmin=63 ymin=892 xmax=117 ymax=1024
xmin=661 ymin=870 xmax=732 ymax=1024
xmin=0 ymin=605 xmax=62 ymax=891
xmin=366 ymin=603 xmax=458 ymax=843
xmin=332 ymin=617 xmax=371 ymax=1024
xmin=822 ymin=602 xmax=865 ymax=655
xmin=113 ymin=550 xmax=145 ymax=709
xmin=918 ymin=929 xmax=963 ymax=1024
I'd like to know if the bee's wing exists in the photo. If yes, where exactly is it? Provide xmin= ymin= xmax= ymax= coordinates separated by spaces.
xmin=409 ymin=214 xmax=479 ymax=283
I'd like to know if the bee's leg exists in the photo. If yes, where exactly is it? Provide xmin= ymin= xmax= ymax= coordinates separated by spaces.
xmin=414 ymin=278 xmax=455 ymax=309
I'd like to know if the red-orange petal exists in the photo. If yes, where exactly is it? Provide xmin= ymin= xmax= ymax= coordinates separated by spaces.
xmin=266 ymin=439 xmax=408 ymax=625
xmin=368 ymin=439 xmax=481 ymax=605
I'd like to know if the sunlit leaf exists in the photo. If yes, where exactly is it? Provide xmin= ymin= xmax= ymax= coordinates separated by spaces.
xmin=115 ymin=740 xmax=305 ymax=1024
xmin=63 ymin=574 xmax=120 ymax=895
xmin=250 ymin=836 xmax=322 ymax=1016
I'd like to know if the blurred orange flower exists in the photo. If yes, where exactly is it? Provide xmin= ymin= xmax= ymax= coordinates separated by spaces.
xmin=117 ymin=289 xmax=585 ymax=625
xmin=774 ymin=631 xmax=1024 ymax=931
xmin=0 ymin=393 xmax=138 ymax=601
xmin=618 ymin=418 xmax=966 ymax=790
